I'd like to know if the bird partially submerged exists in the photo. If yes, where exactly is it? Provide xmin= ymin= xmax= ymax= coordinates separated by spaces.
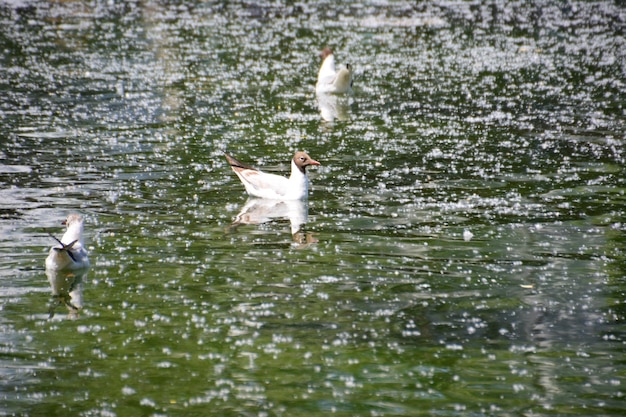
xmin=45 ymin=214 xmax=90 ymax=318
xmin=45 ymin=214 xmax=90 ymax=271
xmin=316 ymin=47 xmax=353 ymax=94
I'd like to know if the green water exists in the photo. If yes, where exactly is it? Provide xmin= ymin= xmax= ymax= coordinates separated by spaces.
xmin=1 ymin=1 xmax=625 ymax=416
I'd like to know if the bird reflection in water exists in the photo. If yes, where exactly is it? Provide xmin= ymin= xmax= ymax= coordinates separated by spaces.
xmin=227 ymin=198 xmax=318 ymax=248
xmin=46 ymin=268 xmax=87 ymax=318
xmin=317 ymin=92 xmax=351 ymax=123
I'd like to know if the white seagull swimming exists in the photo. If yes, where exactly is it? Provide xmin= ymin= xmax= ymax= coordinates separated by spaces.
xmin=225 ymin=151 xmax=320 ymax=200
xmin=45 ymin=213 xmax=90 ymax=271
xmin=315 ymin=47 xmax=353 ymax=94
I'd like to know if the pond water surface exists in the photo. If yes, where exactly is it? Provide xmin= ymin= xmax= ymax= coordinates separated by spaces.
xmin=1 ymin=1 xmax=625 ymax=416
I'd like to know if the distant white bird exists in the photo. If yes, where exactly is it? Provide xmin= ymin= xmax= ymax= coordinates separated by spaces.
xmin=315 ymin=47 xmax=353 ymax=94
xmin=45 ymin=214 xmax=90 ymax=271
xmin=225 ymin=151 xmax=320 ymax=200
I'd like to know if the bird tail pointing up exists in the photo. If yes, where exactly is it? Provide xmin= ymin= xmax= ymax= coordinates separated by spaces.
xmin=224 ymin=152 xmax=256 ymax=171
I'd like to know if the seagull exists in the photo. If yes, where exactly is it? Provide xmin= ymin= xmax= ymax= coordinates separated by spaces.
xmin=45 ymin=214 xmax=90 ymax=271
xmin=224 ymin=151 xmax=320 ymax=200
xmin=315 ymin=47 xmax=353 ymax=94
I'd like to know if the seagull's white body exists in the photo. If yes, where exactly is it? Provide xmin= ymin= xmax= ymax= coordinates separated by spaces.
xmin=315 ymin=48 xmax=353 ymax=94
xmin=45 ymin=214 xmax=90 ymax=271
xmin=225 ymin=151 xmax=320 ymax=200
